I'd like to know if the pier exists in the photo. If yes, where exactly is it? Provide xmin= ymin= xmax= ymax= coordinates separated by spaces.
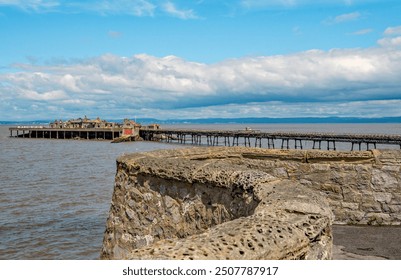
xmin=9 ymin=126 xmax=122 ymax=140
xmin=8 ymin=121 xmax=401 ymax=151
xmin=8 ymin=116 xmax=144 ymax=141
xmin=139 ymin=128 xmax=401 ymax=151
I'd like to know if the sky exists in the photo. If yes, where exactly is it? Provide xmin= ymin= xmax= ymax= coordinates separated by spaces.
xmin=1 ymin=0 xmax=401 ymax=121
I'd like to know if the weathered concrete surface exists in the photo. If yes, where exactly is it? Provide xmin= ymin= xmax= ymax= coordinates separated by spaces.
xmin=101 ymin=147 xmax=401 ymax=260
xmin=236 ymin=148 xmax=401 ymax=225
xmin=101 ymin=147 xmax=334 ymax=260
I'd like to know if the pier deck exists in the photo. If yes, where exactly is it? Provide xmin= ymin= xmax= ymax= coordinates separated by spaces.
xmin=139 ymin=128 xmax=401 ymax=151
xmin=9 ymin=126 xmax=401 ymax=150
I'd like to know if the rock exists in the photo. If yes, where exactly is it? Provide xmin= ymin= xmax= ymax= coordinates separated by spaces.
xmin=371 ymin=169 xmax=399 ymax=191
xmin=101 ymin=147 xmax=401 ymax=260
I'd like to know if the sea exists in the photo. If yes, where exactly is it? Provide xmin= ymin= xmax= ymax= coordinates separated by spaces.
xmin=1 ymin=123 xmax=401 ymax=260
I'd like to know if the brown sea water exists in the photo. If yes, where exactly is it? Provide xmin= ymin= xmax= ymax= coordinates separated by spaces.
xmin=0 ymin=123 xmax=401 ymax=259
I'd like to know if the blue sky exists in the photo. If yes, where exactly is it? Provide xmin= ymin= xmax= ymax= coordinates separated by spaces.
xmin=1 ymin=0 xmax=401 ymax=120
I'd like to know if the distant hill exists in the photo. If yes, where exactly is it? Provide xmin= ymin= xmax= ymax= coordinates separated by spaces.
xmin=146 ymin=116 xmax=401 ymax=124
xmin=2 ymin=116 xmax=401 ymax=125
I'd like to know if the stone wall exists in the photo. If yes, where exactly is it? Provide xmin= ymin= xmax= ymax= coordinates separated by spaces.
xmin=236 ymin=149 xmax=401 ymax=225
xmin=101 ymin=147 xmax=334 ymax=260
xmin=101 ymin=147 xmax=401 ymax=260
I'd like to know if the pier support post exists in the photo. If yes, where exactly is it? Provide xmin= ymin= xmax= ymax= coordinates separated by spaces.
xmin=295 ymin=139 xmax=303 ymax=149
xmin=213 ymin=136 xmax=218 ymax=146
xmin=224 ymin=136 xmax=230 ymax=146
xmin=267 ymin=138 xmax=275 ymax=149
xmin=327 ymin=141 xmax=336 ymax=150
xmin=312 ymin=140 xmax=322 ymax=150
xmin=351 ymin=142 xmax=361 ymax=151
xmin=281 ymin=139 xmax=289 ymax=149
xmin=243 ymin=137 xmax=250 ymax=147
xmin=366 ymin=142 xmax=377 ymax=150
xmin=235 ymin=136 xmax=239 ymax=146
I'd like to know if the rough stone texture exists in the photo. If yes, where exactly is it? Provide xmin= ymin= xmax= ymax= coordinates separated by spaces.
xmin=101 ymin=147 xmax=334 ymax=260
xmin=236 ymin=148 xmax=401 ymax=225
xmin=101 ymin=147 xmax=401 ymax=260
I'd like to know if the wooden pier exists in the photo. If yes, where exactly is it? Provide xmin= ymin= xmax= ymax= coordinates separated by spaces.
xmin=139 ymin=128 xmax=401 ymax=151
xmin=9 ymin=126 xmax=401 ymax=151
xmin=9 ymin=126 xmax=122 ymax=140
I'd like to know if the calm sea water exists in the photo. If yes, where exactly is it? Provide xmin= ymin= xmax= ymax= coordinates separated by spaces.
xmin=0 ymin=123 xmax=400 ymax=259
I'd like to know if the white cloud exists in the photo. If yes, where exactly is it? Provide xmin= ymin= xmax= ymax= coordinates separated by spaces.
xmin=336 ymin=12 xmax=360 ymax=23
xmin=0 ymin=0 xmax=59 ymax=11
xmin=377 ymin=36 xmax=401 ymax=48
xmin=2 ymin=36 xmax=401 ymax=120
xmin=384 ymin=26 xmax=401 ymax=36
xmin=350 ymin=28 xmax=373 ymax=35
xmin=239 ymin=0 xmax=379 ymax=9
xmin=323 ymin=11 xmax=361 ymax=25
xmin=85 ymin=0 xmax=156 ymax=16
xmin=140 ymin=99 xmax=401 ymax=119
xmin=19 ymin=89 xmax=68 ymax=101
xmin=241 ymin=0 xmax=296 ymax=8
xmin=0 ymin=0 xmax=200 ymax=19
xmin=162 ymin=1 xmax=198 ymax=19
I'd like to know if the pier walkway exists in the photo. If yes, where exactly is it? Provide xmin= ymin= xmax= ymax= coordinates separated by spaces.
xmin=9 ymin=126 xmax=401 ymax=150
xmin=139 ymin=128 xmax=401 ymax=151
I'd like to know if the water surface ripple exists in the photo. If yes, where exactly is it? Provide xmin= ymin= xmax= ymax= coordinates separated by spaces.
xmin=1 ymin=124 xmax=400 ymax=259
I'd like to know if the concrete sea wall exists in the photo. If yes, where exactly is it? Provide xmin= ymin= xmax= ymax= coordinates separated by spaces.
xmin=238 ymin=149 xmax=401 ymax=225
xmin=101 ymin=147 xmax=401 ymax=260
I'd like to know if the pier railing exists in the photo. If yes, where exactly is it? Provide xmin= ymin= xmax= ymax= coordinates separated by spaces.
xmin=139 ymin=128 xmax=401 ymax=151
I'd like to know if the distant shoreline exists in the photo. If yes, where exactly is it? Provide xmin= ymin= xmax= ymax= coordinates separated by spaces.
xmin=1 ymin=116 xmax=401 ymax=126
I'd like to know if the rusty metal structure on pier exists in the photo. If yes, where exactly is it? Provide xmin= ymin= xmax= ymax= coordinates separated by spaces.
xmin=139 ymin=128 xmax=401 ymax=151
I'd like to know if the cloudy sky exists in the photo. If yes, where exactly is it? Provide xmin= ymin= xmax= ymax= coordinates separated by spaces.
xmin=1 ymin=0 xmax=401 ymax=121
